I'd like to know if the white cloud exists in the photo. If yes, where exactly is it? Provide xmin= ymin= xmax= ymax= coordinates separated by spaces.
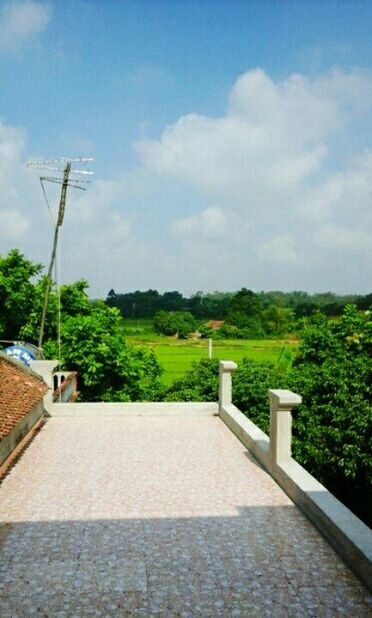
xmin=133 ymin=67 xmax=372 ymax=291
xmin=0 ymin=209 xmax=29 ymax=239
xmin=316 ymin=224 xmax=371 ymax=251
xmin=0 ymin=118 xmax=143 ymax=296
xmin=0 ymin=119 xmax=33 ymax=246
xmin=171 ymin=206 xmax=227 ymax=239
xmin=1 ymin=66 xmax=372 ymax=296
xmin=255 ymin=234 xmax=298 ymax=265
xmin=0 ymin=1 xmax=51 ymax=52
xmin=135 ymin=68 xmax=372 ymax=210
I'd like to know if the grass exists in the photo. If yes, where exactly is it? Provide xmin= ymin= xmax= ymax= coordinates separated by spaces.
xmin=120 ymin=318 xmax=298 ymax=385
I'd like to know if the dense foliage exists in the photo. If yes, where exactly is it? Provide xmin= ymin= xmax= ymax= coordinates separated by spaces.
xmin=161 ymin=305 xmax=372 ymax=526
xmin=107 ymin=286 xmax=371 ymax=323
xmin=226 ymin=288 xmax=263 ymax=335
xmin=106 ymin=288 xmax=232 ymax=319
xmin=160 ymin=358 xmax=220 ymax=402
xmin=153 ymin=310 xmax=197 ymax=338
xmin=43 ymin=303 xmax=162 ymax=402
xmin=0 ymin=250 xmax=162 ymax=402
xmin=0 ymin=249 xmax=43 ymax=340
xmin=288 ymin=306 xmax=371 ymax=525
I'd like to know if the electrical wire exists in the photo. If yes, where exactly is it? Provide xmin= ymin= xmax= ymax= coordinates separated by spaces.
xmin=55 ymin=236 xmax=62 ymax=402
xmin=42 ymin=173 xmax=62 ymax=397
xmin=40 ymin=177 xmax=56 ymax=225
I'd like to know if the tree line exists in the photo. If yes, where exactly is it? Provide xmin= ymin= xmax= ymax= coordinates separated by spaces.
xmin=106 ymin=287 xmax=371 ymax=320
xmin=110 ymin=287 xmax=372 ymax=339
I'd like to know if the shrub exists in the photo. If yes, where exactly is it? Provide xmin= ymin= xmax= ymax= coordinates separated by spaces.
xmin=153 ymin=310 xmax=196 ymax=338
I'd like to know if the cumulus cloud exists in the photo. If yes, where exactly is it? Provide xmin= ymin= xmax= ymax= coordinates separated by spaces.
xmin=135 ymin=68 xmax=372 ymax=206
xmin=0 ymin=0 xmax=51 ymax=52
xmin=255 ymin=234 xmax=298 ymax=265
xmin=134 ymin=67 xmax=372 ymax=292
xmin=0 ymin=118 xmax=145 ymax=296
xmin=1 ymin=66 xmax=372 ymax=295
xmin=171 ymin=206 xmax=227 ymax=239
xmin=0 ymin=119 xmax=33 ymax=245
xmin=316 ymin=224 xmax=371 ymax=251
xmin=0 ymin=209 xmax=29 ymax=239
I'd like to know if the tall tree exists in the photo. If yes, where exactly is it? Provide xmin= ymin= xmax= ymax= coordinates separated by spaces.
xmin=0 ymin=249 xmax=42 ymax=340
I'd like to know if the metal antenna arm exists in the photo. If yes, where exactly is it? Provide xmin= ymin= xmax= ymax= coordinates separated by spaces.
xmin=26 ymin=155 xmax=94 ymax=350
xmin=38 ymin=162 xmax=71 ymax=349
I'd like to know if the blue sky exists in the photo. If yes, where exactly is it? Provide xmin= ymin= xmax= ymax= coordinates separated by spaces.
xmin=0 ymin=1 xmax=371 ymax=296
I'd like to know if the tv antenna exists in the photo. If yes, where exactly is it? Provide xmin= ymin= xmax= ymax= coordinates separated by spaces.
xmin=26 ymin=156 xmax=94 ymax=349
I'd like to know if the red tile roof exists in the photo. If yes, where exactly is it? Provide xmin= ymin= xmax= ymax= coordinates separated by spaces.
xmin=207 ymin=320 xmax=225 ymax=330
xmin=0 ymin=354 xmax=48 ymax=440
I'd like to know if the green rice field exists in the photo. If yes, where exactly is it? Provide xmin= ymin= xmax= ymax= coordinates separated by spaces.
xmin=120 ymin=319 xmax=298 ymax=385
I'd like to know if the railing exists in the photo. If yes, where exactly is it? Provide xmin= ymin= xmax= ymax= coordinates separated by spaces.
xmin=53 ymin=372 xmax=78 ymax=402
xmin=218 ymin=360 xmax=372 ymax=592
xmin=218 ymin=360 xmax=302 ymax=472
xmin=29 ymin=362 xmax=78 ymax=408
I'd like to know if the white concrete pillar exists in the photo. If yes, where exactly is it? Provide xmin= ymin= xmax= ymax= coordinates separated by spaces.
xmin=269 ymin=389 xmax=302 ymax=469
xmin=219 ymin=360 xmax=237 ymax=412
xmin=30 ymin=360 xmax=59 ymax=414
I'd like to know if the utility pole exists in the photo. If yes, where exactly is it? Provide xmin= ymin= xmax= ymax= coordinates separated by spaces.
xmin=26 ymin=157 xmax=94 ymax=349
xmin=38 ymin=162 xmax=71 ymax=349
xmin=208 ymin=337 xmax=213 ymax=359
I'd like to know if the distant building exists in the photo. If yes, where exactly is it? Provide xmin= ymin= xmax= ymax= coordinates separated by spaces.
xmin=206 ymin=320 xmax=224 ymax=330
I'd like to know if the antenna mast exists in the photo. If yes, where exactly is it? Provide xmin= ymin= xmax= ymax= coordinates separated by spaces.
xmin=26 ymin=157 xmax=94 ymax=349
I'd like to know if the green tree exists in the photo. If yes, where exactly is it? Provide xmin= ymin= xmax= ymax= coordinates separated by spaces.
xmin=0 ymin=249 xmax=42 ymax=339
xmin=153 ymin=310 xmax=196 ymax=338
xmin=44 ymin=303 xmax=162 ymax=402
xmin=262 ymin=304 xmax=294 ymax=336
xmin=19 ymin=279 xmax=91 ymax=344
xmin=162 ymin=358 xmax=219 ymax=402
xmin=233 ymin=359 xmax=287 ymax=432
xmin=288 ymin=306 xmax=372 ymax=524
xmin=1 ymin=249 xmax=162 ymax=402
xmin=226 ymin=288 xmax=263 ymax=336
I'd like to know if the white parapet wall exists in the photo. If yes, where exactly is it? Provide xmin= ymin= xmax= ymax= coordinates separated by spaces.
xmin=50 ymin=401 xmax=219 ymax=417
xmin=30 ymin=359 xmax=59 ymax=414
xmin=218 ymin=360 xmax=372 ymax=592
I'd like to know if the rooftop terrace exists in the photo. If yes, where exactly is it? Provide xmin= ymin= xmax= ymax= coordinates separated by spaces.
xmin=0 ymin=360 xmax=371 ymax=616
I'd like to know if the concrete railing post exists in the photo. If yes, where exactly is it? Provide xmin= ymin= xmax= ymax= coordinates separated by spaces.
xmin=219 ymin=361 xmax=237 ymax=412
xmin=30 ymin=360 xmax=59 ymax=414
xmin=268 ymin=389 xmax=302 ymax=469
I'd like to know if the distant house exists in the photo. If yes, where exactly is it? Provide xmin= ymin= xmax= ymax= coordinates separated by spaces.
xmin=206 ymin=320 xmax=224 ymax=330
xmin=0 ymin=353 xmax=48 ymax=471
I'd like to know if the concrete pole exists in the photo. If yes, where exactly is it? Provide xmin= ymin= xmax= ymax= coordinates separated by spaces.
xmin=208 ymin=338 xmax=213 ymax=359
xmin=219 ymin=360 xmax=237 ymax=412
xmin=268 ymin=389 xmax=302 ymax=470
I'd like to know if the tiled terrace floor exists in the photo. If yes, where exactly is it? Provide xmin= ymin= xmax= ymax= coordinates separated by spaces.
xmin=0 ymin=416 xmax=371 ymax=617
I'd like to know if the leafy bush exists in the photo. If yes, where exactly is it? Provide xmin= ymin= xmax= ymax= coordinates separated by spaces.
xmin=233 ymin=359 xmax=287 ymax=433
xmin=153 ymin=310 xmax=197 ymax=338
xmin=197 ymin=322 xmax=214 ymax=339
xmin=0 ymin=249 xmax=43 ymax=339
xmin=161 ymin=359 xmax=219 ymax=402
xmin=287 ymin=306 xmax=372 ymax=525
xmin=44 ymin=303 xmax=162 ymax=402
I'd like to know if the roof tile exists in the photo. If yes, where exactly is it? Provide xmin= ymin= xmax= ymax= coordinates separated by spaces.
xmin=0 ymin=356 xmax=48 ymax=440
